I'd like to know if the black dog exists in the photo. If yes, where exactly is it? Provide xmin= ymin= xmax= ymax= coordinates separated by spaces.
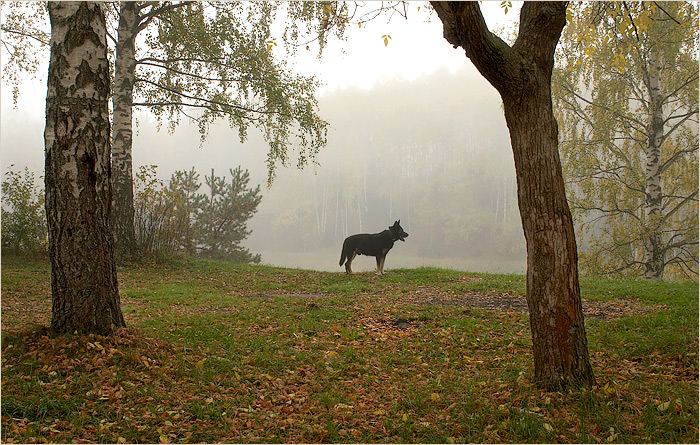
xmin=339 ymin=220 xmax=408 ymax=275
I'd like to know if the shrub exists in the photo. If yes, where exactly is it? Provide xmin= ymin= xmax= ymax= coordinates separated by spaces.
xmin=1 ymin=166 xmax=47 ymax=254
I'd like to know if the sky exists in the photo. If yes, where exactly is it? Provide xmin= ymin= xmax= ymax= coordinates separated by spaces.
xmin=0 ymin=1 xmax=520 ymax=128
xmin=0 ymin=1 xmax=511 ymax=176
xmin=288 ymin=1 xmax=519 ymax=95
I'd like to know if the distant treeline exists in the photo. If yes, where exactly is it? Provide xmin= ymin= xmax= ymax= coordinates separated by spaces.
xmin=248 ymin=71 xmax=526 ymax=261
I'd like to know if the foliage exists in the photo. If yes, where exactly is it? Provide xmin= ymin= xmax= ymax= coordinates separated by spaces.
xmin=0 ymin=2 xmax=48 ymax=104
xmin=1 ymin=2 xmax=331 ymax=182
xmin=133 ymin=165 xmax=177 ymax=255
xmin=198 ymin=168 xmax=262 ymax=262
xmin=133 ymin=165 xmax=261 ymax=262
xmin=133 ymin=2 xmax=329 ymax=182
xmin=2 ymin=257 xmax=698 ymax=443
xmin=553 ymin=2 xmax=699 ymax=281
xmin=168 ymin=167 xmax=205 ymax=255
xmin=1 ymin=166 xmax=47 ymax=254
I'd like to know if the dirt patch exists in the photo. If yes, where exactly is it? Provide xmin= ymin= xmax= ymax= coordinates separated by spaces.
xmin=419 ymin=292 xmax=663 ymax=320
xmin=241 ymin=293 xmax=327 ymax=300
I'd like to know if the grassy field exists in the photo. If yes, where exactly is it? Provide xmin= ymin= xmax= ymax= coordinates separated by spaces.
xmin=1 ymin=255 xmax=698 ymax=443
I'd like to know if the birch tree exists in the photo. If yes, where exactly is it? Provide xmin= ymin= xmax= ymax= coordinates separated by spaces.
xmin=44 ymin=1 xmax=125 ymax=335
xmin=554 ymin=2 xmax=699 ymax=281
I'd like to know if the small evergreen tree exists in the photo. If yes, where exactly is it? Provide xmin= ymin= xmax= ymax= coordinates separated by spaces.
xmin=197 ymin=168 xmax=262 ymax=263
xmin=132 ymin=165 xmax=261 ymax=262
xmin=169 ymin=168 xmax=205 ymax=255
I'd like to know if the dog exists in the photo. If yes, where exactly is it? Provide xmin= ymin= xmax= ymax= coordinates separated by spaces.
xmin=339 ymin=220 xmax=408 ymax=275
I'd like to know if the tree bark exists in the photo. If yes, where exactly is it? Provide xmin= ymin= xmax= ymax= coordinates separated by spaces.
xmin=111 ymin=1 xmax=139 ymax=255
xmin=45 ymin=1 xmax=126 ymax=335
xmin=431 ymin=1 xmax=595 ymax=390
xmin=643 ymin=9 xmax=665 ymax=280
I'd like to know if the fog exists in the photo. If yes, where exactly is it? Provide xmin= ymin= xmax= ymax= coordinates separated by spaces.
xmin=1 ymin=65 xmax=526 ymax=274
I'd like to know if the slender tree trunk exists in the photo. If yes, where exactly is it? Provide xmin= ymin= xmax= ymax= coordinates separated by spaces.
xmin=432 ymin=1 xmax=594 ymax=390
xmin=111 ymin=1 xmax=139 ymax=255
xmin=45 ymin=1 xmax=126 ymax=335
xmin=644 ymin=27 xmax=665 ymax=280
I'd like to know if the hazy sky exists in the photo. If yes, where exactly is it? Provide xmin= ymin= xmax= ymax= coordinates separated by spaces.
xmin=0 ymin=2 xmax=520 ymax=130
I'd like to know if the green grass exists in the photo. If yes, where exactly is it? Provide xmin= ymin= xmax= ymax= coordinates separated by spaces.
xmin=1 ymin=255 xmax=698 ymax=443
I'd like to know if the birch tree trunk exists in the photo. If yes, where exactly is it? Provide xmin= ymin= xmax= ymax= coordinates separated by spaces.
xmin=45 ymin=1 xmax=125 ymax=335
xmin=432 ymin=1 xmax=595 ymax=390
xmin=111 ymin=1 xmax=139 ymax=254
xmin=644 ymin=16 xmax=665 ymax=280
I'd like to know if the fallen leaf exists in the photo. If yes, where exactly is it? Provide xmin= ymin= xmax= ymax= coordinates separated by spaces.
xmin=657 ymin=401 xmax=670 ymax=412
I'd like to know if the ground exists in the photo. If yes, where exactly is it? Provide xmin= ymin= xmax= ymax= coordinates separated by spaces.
xmin=1 ymin=256 xmax=697 ymax=443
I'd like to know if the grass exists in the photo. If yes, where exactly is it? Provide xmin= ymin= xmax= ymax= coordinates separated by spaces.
xmin=1 ymin=255 xmax=698 ymax=443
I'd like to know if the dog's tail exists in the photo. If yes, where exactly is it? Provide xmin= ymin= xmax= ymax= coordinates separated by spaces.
xmin=339 ymin=246 xmax=347 ymax=267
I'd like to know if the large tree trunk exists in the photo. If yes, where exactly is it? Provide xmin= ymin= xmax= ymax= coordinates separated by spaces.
xmin=644 ymin=17 xmax=665 ymax=280
xmin=111 ymin=1 xmax=139 ymax=255
xmin=432 ymin=1 xmax=595 ymax=390
xmin=45 ymin=1 xmax=126 ymax=335
xmin=502 ymin=82 xmax=594 ymax=390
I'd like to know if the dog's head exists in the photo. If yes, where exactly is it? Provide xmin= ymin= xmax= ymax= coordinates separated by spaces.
xmin=390 ymin=220 xmax=409 ymax=242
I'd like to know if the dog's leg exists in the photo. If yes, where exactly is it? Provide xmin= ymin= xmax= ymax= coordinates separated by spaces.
xmin=379 ymin=256 xmax=386 ymax=275
xmin=346 ymin=251 xmax=357 ymax=274
xmin=375 ymin=257 xmax=382 ymax=275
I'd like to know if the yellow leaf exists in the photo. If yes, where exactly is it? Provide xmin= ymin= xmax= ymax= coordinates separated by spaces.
xmin=603 ymin=383 xmax=616 ymax=395
xmin=657 ymin=401 xmax=671 ymax=412
xmin=402 ymin=413 xmax=408 ymax=421
xmin=373 ymin=409 xmax=385 ymax=415
xmin=118 ymin=437 xmax=127 ymax=443
xmin=195 ymin=357 xmax=207 ymax=370
xmin=94 ymin=341 xmax=104 ymax=351
xmin=543 ymin=423 xmax=553 ymax=432
xmin=430 ymin=393 xmax=441 ymax=402
xmin=382 ymin=35 xmax=391 ymax=47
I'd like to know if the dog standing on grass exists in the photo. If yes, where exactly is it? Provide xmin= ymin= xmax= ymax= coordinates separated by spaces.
xmin=339 ymin=220 xmax=409 ymax=275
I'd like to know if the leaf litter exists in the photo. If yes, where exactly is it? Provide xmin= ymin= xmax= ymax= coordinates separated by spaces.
xmin=1 ymin=262 xmax=696 ymax=443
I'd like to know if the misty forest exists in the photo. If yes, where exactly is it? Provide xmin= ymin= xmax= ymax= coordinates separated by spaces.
xmin=1 ymin=2 xmax=698 ymax=444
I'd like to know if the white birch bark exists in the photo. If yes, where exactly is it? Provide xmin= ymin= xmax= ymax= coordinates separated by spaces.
xmin=111 ymin=1 xmax=139 ymax=252
xmin=644 ymin=8 xmax=665 ymax=280
xmin=45 ymin=1 xmax=125 ymax=334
